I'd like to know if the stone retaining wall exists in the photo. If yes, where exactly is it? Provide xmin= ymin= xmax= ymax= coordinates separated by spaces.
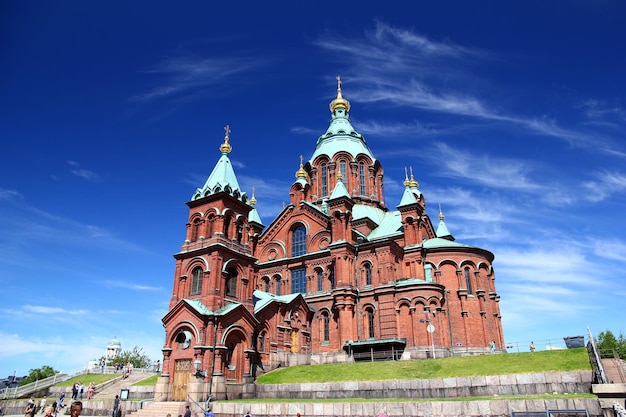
xmin=255 ymin=371 xmax=593 ymax=400
xmin=212 ymin=398 xmax=601 ymax=417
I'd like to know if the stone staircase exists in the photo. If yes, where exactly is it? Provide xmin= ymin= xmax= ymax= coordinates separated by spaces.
xmin=602 ymin=357 xmax=626 ymax=383
xmin=126 ymin=401 xmax=187 ymax=417
xmin=91 ymin=373 xmax=156 ymax=400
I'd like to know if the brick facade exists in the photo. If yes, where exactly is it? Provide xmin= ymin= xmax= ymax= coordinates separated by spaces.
xmin=158 ymin=81 xmax=503 ymax=401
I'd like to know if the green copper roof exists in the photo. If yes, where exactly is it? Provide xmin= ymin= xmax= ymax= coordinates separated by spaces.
xmin=252 ymin=290 xmax=302 ymax=314
xmin=436 ymin=219 xmax=452 ymax=238
xmin=309 ymin=97 xmax=376 ymax=165
xmin=329 ymin=177 xmax=350 ymax=199
xmin=248 ymin=207 xmax=263 ymax=225
xmin=192 ymin=153 xmax=248 ymax=202
xmin=398 ymin=185 xmax=421 ymax=207
xmin=422 ymin=237 xmax=471 ymax=249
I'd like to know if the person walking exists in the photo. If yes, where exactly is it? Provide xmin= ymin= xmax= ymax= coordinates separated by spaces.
xmin=112 ymin=395 xmax=120 ymax=417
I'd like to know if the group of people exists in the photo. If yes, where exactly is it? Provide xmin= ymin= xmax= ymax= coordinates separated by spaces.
xmin=25 ymin=396 xmax=83 ymax=417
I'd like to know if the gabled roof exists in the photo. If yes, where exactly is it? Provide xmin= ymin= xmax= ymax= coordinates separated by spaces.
xmin=329 ymin=178 xmax=350 ymax=199
xmin=252 ymin=290 xmax=311 ymax=315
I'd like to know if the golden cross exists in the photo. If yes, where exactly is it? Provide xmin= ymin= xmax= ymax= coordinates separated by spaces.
xmin=224 ymin=125 xmax=231 ymax=138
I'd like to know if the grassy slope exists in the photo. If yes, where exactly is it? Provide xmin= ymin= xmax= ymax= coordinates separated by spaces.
xmin=256 ymin=348 xmax=591 ymax=384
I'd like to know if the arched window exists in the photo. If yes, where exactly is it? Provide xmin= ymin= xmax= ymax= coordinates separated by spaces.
xmin=191 ymin=267 xmax=203 ymax=296
xmin=329 ymin=268 xmax=335 ymax=289
xmin=464 ymin=267 xmax=473 ymax=295
xmin=292 ymin=225 xmax=306 ymax=257
xmin=276 ymin=277 xmax=281 ymax=296
xmin=223 ymin=216 xmax=231 ymax=238
xmin=207 ymin=215 xmax=215 ymax=237
xmin=359 ymin=162 xmax=366 ymax=195
xmin=236 ymin=220 xmax=244 ymax=243
xmin=339 ymin=160 xmax=347 ymax=181
xmin=323 ymin=313 xmax=330 ymax=342
xmin=321 ymin=163 xmax=328 ymax=196
xmin=365 ymin=263 xmax=372 ymax=286
xmin=191 ymin=218 xmax=202 ymax=241
xmin=226 ymin=268 xmax=237 ymax=297
xmin=291 ymin=268 xmax=306 ymax=294
xmin=317 ymin=269 xmax=323 ymax=292
xmin=263 ymin=277 xmax=270 ymax=292
xmin=367 ymin=309 xmax=375 ymax=338
xmin=259 ymin=332 xmax=266 ymax=351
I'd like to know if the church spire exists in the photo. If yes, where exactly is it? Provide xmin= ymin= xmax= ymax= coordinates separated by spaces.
xmin=436 ymin=204 xmax=454 ymax=240
xmin=192 ymin=125 xmax=246 ymax=202
xmin=329 ymin=75 xmax=351 ymax=113
xmin=295 ymin=155 xmax=308 ymax=179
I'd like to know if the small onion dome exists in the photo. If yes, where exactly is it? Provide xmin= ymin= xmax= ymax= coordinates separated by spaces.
xmin=250 ymin=186 xmax=257 ymax=206
xmin=295 ymin=155 xmax=307 ymax=179
xmin=220 ymin=125 xmax=232 ymax=154
xmin=329 ymin=75 xmax=351 ymax=113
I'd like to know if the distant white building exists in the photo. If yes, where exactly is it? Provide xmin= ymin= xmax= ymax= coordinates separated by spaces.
xmin=106 ymin=335 xmax=122 ymax=360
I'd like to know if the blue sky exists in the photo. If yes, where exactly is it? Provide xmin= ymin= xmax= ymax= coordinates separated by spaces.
xmin=1 ymin=1 xmax=625 ymax=377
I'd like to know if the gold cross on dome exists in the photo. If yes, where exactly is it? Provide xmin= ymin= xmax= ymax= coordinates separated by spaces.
xmin=224 ymin=125 xmax=231 ymax=138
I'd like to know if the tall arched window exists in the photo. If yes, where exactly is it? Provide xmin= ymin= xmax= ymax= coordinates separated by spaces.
xmin=323 ymin=312 xmax=330 ymax=342
xmin=359 ymin=162 xmax=366 ymax=195
xmin=464 ymin=267 xmax=473 ymax=295
xmin=191 ymin=267 xmax=203 ymax=296
xmin=263 ymin=277 xmax=270 ymax=292
xmin=236 ymin=220 xmax=244 ymax=243
xmin=321 ymin=163 xmax=328 ymax=196
xmin=317 ymin=269 xmax=323 ymax=292
xmin=367 ymin=309 xmax=375 ymax=338
xmin=223 ymin=216 xmax=231 ymax=238
xmin=207 ymin=215 xmax=215 ymax=237
xmin=276 ymin=277 xmax=281 ymax=296
xmin=329 ymin=268 xmax=335 ymax=289
xmin=226 ymin=268 xmax=237 ymax=297
xmin=365 ymin=263 xmax=372 ymax=286
xmin=191 ymin=218 xmax=202 ymax=241
xmin=339 ymin=160 xmax=347 ymax=181
xmin=291 ymin=268 xmax=306 ymax=294
xmin=292 ymin=225 xmax=306 ymax=257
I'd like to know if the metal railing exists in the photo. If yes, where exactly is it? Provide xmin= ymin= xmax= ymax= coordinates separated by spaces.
xmin=511 ymin=410 xmax=590 ymax=417
xmin=0 ymin=366 xmax=156 ymax=399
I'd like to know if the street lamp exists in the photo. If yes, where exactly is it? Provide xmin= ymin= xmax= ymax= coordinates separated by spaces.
xmin=419 ymin=310 xmax=436 ymax=359
xmin=193 ymin=359 xmax=206 ymax=378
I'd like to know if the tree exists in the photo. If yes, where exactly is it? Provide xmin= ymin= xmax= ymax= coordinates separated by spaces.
xmin=597 ymin=329 xmax=626 ymax=360
xmin=19 ymin=365 xmax=58 ymax=386
xmin=115 ymin=345 xmax=152 ymax=369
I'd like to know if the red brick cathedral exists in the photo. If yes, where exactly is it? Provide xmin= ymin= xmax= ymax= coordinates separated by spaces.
xmin=157 ymin=79 xmax=503 ymax=401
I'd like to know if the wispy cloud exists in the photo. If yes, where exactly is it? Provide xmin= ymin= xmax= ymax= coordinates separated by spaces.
xmin=68 ymin=160 xmax=100 ymax=182
xmin=23 ymin=305 xmax=89 ymax=315
xmin=430 ymin=142 xmax=541 ymax=190
xmin=314 ymin=22 xmax=626 ymax=154
xmin=100 ymin=280 xmax=162 ymax=291
xmin=0 ymin=189 xmax=148 ymax=254
xmin=132 ymin=54 xmax=269 ymax=103
xmin=582 ymin=171 xmax=626 ymax=202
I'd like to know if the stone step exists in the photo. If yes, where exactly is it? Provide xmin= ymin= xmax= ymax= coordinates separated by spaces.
xmin=127 ymin=401 xmax=187 ymax=417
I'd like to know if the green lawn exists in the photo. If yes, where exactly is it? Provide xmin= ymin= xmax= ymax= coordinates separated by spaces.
xmin=55 ymin=374 xmax=118 ymax=387
xmin=132 ymin=374 xmax=158 ymax=386
xmin=256 ymin=348 xmax=591 ymax=384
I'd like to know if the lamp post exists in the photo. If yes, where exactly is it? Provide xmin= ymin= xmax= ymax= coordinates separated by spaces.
xmin=419 ymin=310 xmax=436 ymax=359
